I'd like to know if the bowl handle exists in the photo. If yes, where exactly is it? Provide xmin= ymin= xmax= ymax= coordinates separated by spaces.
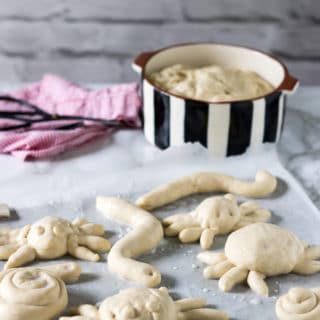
xmin=132 ymin=51 xmax=155 ymax=74
xmin=278 ymin=73 xmax=299 ymax=94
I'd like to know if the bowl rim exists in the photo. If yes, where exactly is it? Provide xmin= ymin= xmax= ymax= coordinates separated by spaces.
xmin=141 ymin=42 xmax=295 ymax=105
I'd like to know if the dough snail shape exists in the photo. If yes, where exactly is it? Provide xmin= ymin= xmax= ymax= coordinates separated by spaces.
xmin=60 ymin=287 xmax=229 ymax=320
xmin=96 ymin=197 xmax=163 ymax=287
xmin=276 ymin=287 xmax=320 ymax=320
xmin=164 ymin=194 xmax=271 ymax=249
xmin=0 ymin=216 xmax=111 ymax=269
xmin=197 ymin=223 xmax=320 ymax=297
xmin=136 ymin=170 xmax=277 ymax=211
xmin=0 ymin=262 xmax=81 ymax=320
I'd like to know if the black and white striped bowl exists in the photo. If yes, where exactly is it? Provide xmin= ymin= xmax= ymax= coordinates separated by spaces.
xmin=133 ymin=43 xmax=298 ymax=157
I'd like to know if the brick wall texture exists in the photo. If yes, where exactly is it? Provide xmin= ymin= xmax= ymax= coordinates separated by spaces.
xmin=0 ymin=0 xmax=319 ymax=84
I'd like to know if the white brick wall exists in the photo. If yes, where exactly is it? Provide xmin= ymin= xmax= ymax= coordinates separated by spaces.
xmin=0 ymin=0 xmax=318 ymax=84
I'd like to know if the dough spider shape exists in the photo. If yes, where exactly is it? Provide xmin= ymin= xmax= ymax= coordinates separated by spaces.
xmin=164 ymin=194 xmax=271 ymax=249
xmin=276 ymin=287 xmax=320 ymax=320
xmin=136 ymin=170 xmax=277 ymax=210
xmin=60 ymin=287 xmax=228 ymax=320
xmin=0 ymin=262 xmax=81 ymax=320
xmin=0 ymin=216 xmax=111 ymax=269
xmin=198 ymin=223 xmax=320 ymax=297
xmin=96 ymin=197 xmax=163 ymax=287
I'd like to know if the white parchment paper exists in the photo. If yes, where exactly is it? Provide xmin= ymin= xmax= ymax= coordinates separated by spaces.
xmin=1 ymin=142 xmax=320 ymax=320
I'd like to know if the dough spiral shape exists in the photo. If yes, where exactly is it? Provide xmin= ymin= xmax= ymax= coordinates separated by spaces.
xmin=276 ymin=288 xmax=320 ymax=320
xmin=0 ymin=268 xmax=68 ymax=320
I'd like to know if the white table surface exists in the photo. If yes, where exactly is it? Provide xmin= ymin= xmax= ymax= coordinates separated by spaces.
xmin=0 ymin=85 xmax=319 ymax=320
xmin=0 ymin=85 xmax=319 ymax=210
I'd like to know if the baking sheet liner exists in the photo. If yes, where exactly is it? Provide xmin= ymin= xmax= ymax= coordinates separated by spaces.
xmin=1 ymin=144 xmax=320 ymax=320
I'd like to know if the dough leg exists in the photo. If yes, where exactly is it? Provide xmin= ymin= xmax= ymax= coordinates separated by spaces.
xmin=219 ymin=266 xmax=248 ymax=292
xmin=200 ymin=229 xmax=216 ymax=250
xmin=70 ymin=305 xmax=99 ymax=318
xmin=69 ymin=246 xmax=99 ymax=262
xmin=40 ymin=262 xmax=82 ymax=283
xmin=79 ymin=223 xmax=105 ymax=236
xmin=4 ymin=245 xmax=36 ymax=269
xmin=0 ymin=243 xmax=20 ymax=259
xmin=203 ymin=261 xmax=234 ymax=279
xmin=305 ymin=246 xmax=320 ymax=260
xmin=179 ymin=309 xmax=229 ymax=320
xmin=165 ymin=221 xmax=198 ymax=237
xmin=72 ymin=218 xmax=89 ymax=227
xmin=293 ymin=260 xmax=320 ymax=275
xmin=197 ymin=251 xmax=227 ymax=265
xmin=247 ymin=271 xmax=269 ymax=297
xmin=163 ymin=214 xmax=193 ymax=226
xmin=59 ymin=317 xmax=92 ymax=320
xmin=78 ymin=235 xmax=111 ymax=252
xmin=235 ymin=202 xmax=271 ymax=229
xmin=179 ymin=228 xmax=203 ymax=243
xmin=176 ymin=298 xmax=206 ymax=311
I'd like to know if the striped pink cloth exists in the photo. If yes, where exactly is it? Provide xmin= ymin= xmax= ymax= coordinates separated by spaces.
xmin=0 ymin=75 xmax=141 ymax=160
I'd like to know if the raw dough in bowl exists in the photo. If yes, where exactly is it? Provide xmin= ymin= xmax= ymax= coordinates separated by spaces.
xmin=149 ymin=64 xmax=274 ymax=102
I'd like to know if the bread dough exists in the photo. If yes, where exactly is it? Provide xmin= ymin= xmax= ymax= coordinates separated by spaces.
xmin=0 ymin=216 xmax=111 ymax=269
xmin=59 ymin=287 xmax=229 ymax=320
xmin=96 ymin=197 xmax=163 ymax=287
xmin=0 ymin=262 xmax=81 ymax=320
xmin=198 ymin=223 xmax=320 ymax=296
xmin=164 ymin=194 xmax=271 ymax=249
xmin=276 ymin=287 xmax=320 ymax=320
xmin=149 ymin=64 xmax=274 ymax=102
xmin=136 ymin=170 xmax=277 ymax=211
xmin=0 ymin=204 xmax=10 ymax=218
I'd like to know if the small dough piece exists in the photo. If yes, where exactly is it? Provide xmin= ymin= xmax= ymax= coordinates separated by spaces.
xmin=198 ymin=223 xmax=320 ymax=296
xmin=96 ymin=197 xmax=163 ymax=287
xmin=0 ymin=204 xmax=10 ymax=218
xmin=163 ymin=194 xmax=271 ymax=249
xmin=0 ymin=216 xmax=111 ymax=269
xmin=136 ymin=170 xmax=277 ymax=210
xmin=59 ymin=287 xmax=228 ymax=320
xmin=276 ymin=287 xmax=320 ymax=320
xmin=149 ymin=64 xmax=274 ymax=102
xmin=0 ymin=262 xmax=81 ymax=320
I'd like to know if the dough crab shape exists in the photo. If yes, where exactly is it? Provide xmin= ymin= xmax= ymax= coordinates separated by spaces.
xmin=136 ymin=170 xmax=277 ymax=211
xmin=0 ymin=216 xmax=111 ymax=269
xmin=197 ymin=223 xmax=320 ymax=297
xmin=163 ymin=194 xmax=271 ymax=249
xmin=60 ymin=287 xmax=229 ymax=320
xmin=0 ymin=262 xmax=81 ymax=320
xmin=276 ymin=287 xmax=320 ymax=320
xmin=96 ymin=197 xmax=163 ymax=287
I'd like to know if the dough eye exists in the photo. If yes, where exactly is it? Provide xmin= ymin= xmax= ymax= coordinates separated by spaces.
xmin=53 ymin=225 xmax=65 ymax=236
xmin=36 ymin=226 xmax=45 ymax=235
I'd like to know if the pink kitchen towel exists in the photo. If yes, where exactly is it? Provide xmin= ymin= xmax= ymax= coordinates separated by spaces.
xmin=0 ymin=74 xmax=141 ymax=160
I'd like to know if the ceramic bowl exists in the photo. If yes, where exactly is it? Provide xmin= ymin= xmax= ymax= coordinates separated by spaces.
xmin=133 ymin=43 xmax=298 ymax=156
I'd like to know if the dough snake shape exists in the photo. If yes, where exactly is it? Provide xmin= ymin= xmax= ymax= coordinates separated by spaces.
xmin=0 ymin=262 xmax=81 ymax=320
xmin=60 ymin=287 xmax=228 ymax=320
xmin=276 ymin=287 xmax=320 ymax=320
xmin=96 ymin=197 xmax=163 ymax=287
xmin=136 ymin=170 xmax=277 ymax=210
xmin=0 ymin=216 xmax=111 ymax=269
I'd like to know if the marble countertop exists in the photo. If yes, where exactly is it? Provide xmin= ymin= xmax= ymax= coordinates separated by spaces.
xmin=0 ymin=85 xmax=319 ymax=210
